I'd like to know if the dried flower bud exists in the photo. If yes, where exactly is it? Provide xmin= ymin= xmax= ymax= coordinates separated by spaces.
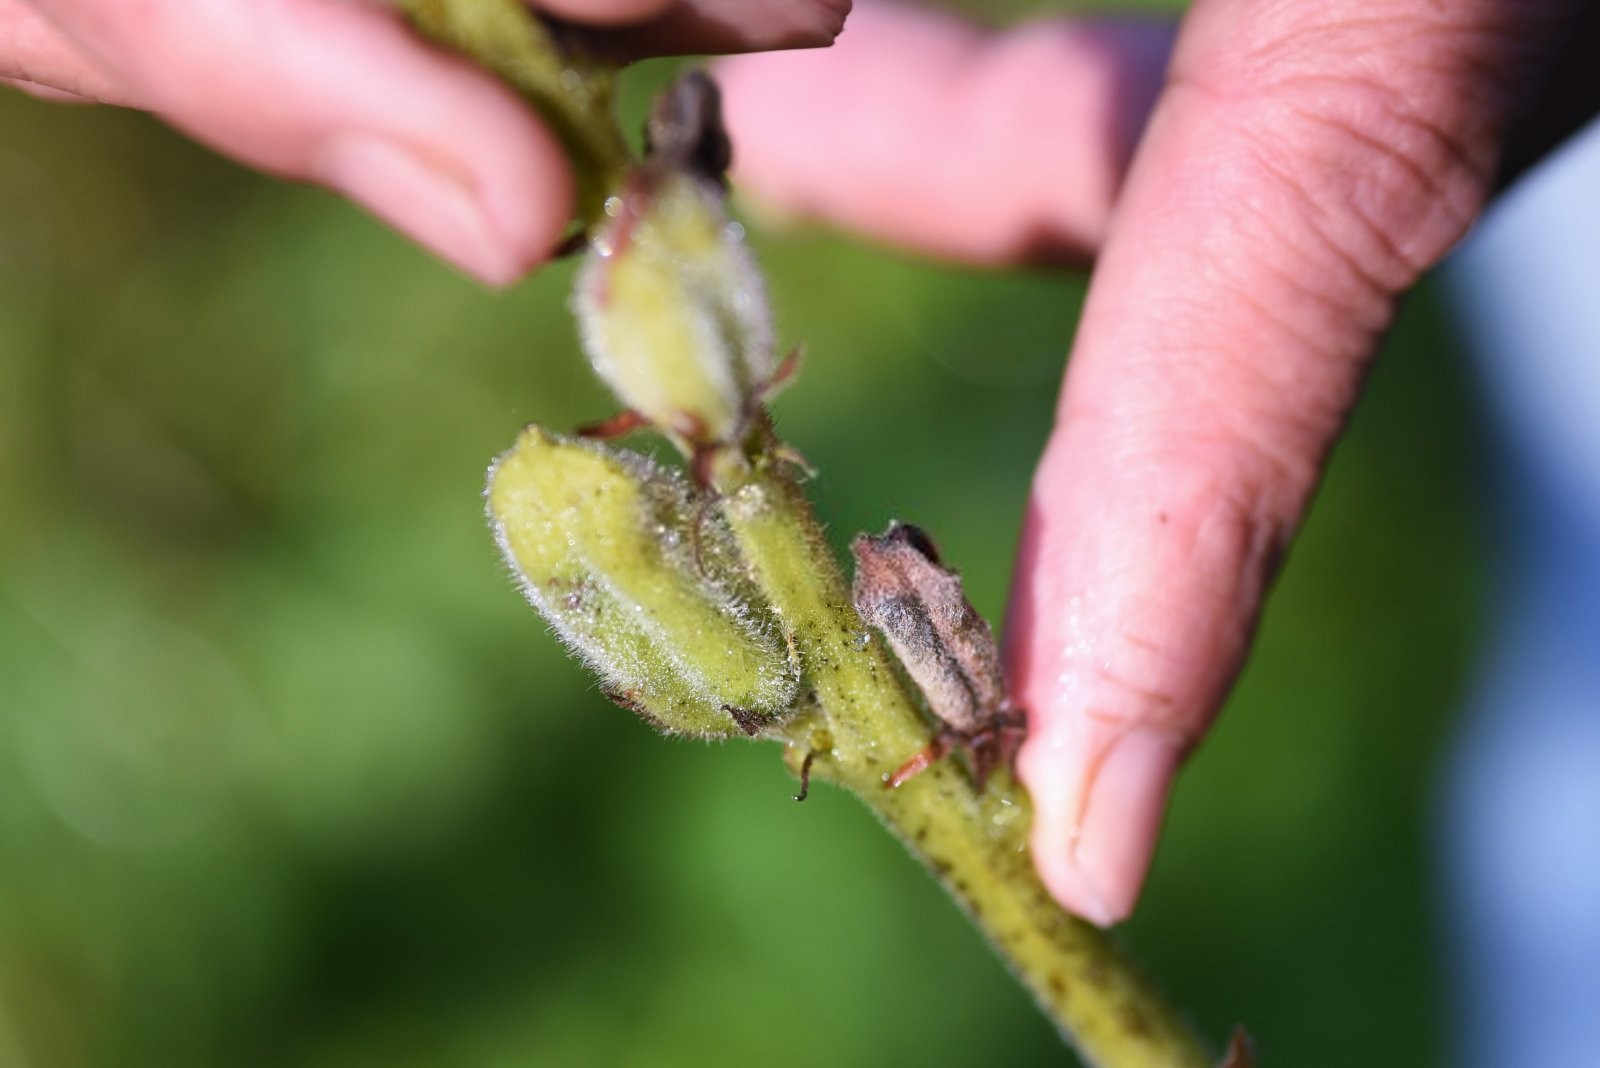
xmin=572 ymin=167 xmax=776 ymax=450
xmin=643 ymin=70 xmax=732 ymax=187
xmin=486 ymin=425 xmax=798 ymax=736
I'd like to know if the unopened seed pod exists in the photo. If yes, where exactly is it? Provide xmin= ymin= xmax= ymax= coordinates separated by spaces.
xmin=572 ymin=168 xmax=776 ymax=450
xmin=486 ymin=425 xmax=798 ymax=736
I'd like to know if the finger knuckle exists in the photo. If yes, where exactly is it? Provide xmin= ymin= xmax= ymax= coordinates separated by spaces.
xmin=1260 ymin=79 xmax=1488 ymax=287
xmin=1172 ymin=10 xmax=1508 ymax=293
xmin=1078 ymin=457 xmax=1287 ymax=738
xmin=1156 ymin=450 xmax=1294 ymax=610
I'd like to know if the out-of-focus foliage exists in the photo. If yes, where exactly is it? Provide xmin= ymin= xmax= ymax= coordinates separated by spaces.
xmin=0 ymin=27 xmax=1476 ymax=1068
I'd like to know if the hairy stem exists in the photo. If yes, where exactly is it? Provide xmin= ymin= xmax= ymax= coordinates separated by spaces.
xmin=714 ymin=457 xmax=1211 ymax=1068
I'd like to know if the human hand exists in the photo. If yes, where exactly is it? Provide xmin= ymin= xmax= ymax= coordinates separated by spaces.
xmin=717 ymin=0 xmax=1599 ymax=925
xmin=0 ymin=0 xmax=847 ymax=283
xmin=13 ymin=0 xmax=1596 ymax=932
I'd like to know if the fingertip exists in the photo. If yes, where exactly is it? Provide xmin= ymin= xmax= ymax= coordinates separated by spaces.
xmin=466 ymin=117 xmax=577 ymax=276
xmin=598 ymin=0 xmax=850 ymax=58
xmin=532 ymin=0 xmax=674 ymax=26
xmin=1020 ymin=723 xmax=1183 ymax=925
xmin=1071 ymin=726 xmax=1183 ymax=921
xmin=1005 ymin=394 xmax=1298 ymax=919
xmin=312 ymin=132 xmax=565 ymax=287
xmin=1019 ymin=733 xmax=1119 ymax=926
xmin=1029 ymin=826 xmax=1121 ymax=928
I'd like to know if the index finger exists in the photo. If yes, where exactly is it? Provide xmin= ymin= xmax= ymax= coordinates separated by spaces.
xmin=1008 ymin=0 xmax=1565 ymax=923
xmin=715 ymin=2 xmax=1175 ymax=264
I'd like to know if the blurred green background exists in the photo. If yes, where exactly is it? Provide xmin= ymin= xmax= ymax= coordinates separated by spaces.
xmin=0 ymin=10 xmax=1481 ymax=1066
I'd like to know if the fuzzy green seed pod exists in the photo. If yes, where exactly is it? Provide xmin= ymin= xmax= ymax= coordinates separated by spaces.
xmin=486 ymin=425 xmax=798 ymax=736
xmin=572 ymin=169 xmax=777 ymax=450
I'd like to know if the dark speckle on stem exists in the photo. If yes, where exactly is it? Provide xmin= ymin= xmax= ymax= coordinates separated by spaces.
xmin=1086 ymin=958 xmax=1112 ymax=990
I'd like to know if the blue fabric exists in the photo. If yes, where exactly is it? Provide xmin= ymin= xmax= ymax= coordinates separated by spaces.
xmin=1439 ymin=117 xmax=1600 ymax=1067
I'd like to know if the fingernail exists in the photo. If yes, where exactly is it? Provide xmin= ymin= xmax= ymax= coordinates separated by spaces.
xmin=314 ymin=133 xmax=522 ymax=286
xmin=1070 ymin=727 xmax=1184 ymax=925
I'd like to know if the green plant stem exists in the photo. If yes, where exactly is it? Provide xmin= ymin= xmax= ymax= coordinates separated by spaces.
xmin=714 ymin=457 xmax=1212 ymax=1068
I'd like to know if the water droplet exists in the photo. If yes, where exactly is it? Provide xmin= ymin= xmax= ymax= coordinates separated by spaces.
xmin=604 ymin=195 xmax=624 ymax=218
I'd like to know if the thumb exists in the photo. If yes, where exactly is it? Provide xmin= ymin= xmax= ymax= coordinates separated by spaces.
xmin=23 ymin=0 xmax=582 ymax=283
xmin=1008 ymin=0 xmax=1574 ymax=925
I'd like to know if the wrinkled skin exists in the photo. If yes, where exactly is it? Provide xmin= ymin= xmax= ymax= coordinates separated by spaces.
xmin=6 ymin=0 xmax=1595 ymax=926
